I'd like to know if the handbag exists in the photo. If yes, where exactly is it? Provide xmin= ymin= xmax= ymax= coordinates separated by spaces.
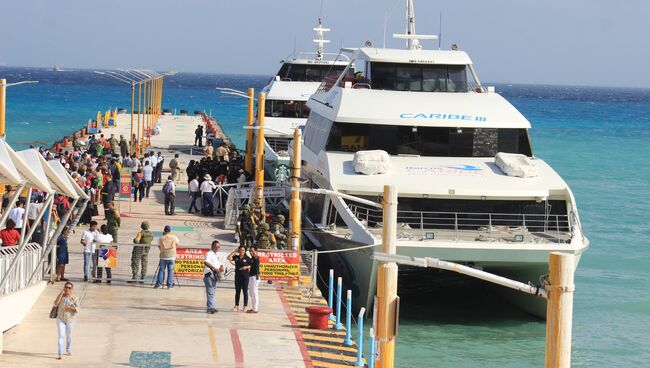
xmin=49 ymin=305 xmax=58 ymax=319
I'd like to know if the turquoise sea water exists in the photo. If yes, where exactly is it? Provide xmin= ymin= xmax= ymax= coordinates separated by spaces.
xmin=2 ymin=67 xmax=649 ymax=367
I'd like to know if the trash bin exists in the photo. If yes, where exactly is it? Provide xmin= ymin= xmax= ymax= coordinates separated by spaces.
xmin=305 ymin=306 xmax=333 ymax=330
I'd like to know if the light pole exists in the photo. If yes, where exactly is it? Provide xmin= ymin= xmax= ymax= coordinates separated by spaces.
xmin=0 ymin=79 xmax=39 ymax=138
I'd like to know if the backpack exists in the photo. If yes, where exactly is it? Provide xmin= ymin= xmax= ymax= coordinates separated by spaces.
xmin=162 ymin=181 xmax=172 ymax=194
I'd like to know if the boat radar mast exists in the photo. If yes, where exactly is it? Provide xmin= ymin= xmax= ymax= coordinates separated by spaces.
xmin=392 ymin=0 xmax=437 ymax=50
xmin=313 ymin=18 xmax=331 ymax=60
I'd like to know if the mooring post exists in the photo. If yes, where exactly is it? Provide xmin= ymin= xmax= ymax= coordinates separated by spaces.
xmin=344 ymin=289 xmax=353 ymax=345
xmin=355 ymin=307 xmax=366 ymax=366
xmin=328 ymin=269 xmax=335 ymax=321
xmin=545 ymin=252 xmax=575 ymax=368
xmin=369 ymin=327 xmax=376 ymax=368
xmin=335 ymin=277 xmax=343 ymax=330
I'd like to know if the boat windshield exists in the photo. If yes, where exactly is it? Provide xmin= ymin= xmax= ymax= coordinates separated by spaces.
xmin=324 ymin=123 xmax=532 ymax=157
xmin=369 ymin=63 xmax=468 ymax=92
xmin=265 ymin=100 xmax=310 ymax=118
xmin=276 ymin=63 xmax=348 ymax=82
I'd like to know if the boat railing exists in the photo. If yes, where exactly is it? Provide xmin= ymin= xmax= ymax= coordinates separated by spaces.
xmin=0 ymin=243 xmax=45 ymax=295
xmin=346 ymin=203 xmax=572 ymax=244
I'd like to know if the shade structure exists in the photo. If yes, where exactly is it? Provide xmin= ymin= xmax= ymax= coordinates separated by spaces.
xmin=0 ymin=139 xmax=22 ymax=185
xmin=48 ymin=160 xmax=88 ymax=200
xmin=6 ymin=147 xmax=53 ymax=194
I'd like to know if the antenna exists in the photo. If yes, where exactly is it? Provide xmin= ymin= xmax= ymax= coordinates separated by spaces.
xmin=438 ymin=12 xmax=442 ymax=50
xmin=293 ymin=36 xmax=297 ymax=58
xmin=313 ymin=17 xmax=331 ymax=61
xmin=383 ymin=12 xmax=388 ymax=48
xmin=393 ymin=0 xmax=437 ymax=50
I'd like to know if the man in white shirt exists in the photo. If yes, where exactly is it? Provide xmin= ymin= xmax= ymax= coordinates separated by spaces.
xmin=203 ymin=241 xmax=224 ymax=313
xmin=236 ymin=169 xmax=246 ymax=188
xmin=200 ymin=174 xmax=217 ymax=216
xmin=188 ymin=174 xmax=200 ymax=213
xmin=80 ymin=221 xmax=98 ymax=281
xmin=8 ymin=200 xmax=26 ymax=233
xmin=142 ymin=161 xmax=154 ymax=198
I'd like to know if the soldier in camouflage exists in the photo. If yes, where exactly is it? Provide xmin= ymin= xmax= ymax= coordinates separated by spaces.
xmin=106 ymin=202 xmax=121 ymax=242
xmin=236 ymin=204 xmax=256 ymax=247
xmin=129 ymin=221 xmax=153 ymax=283
xmin=256 ymin=223 xmax=277 ymax=249
xmin=274 ymin=215 xmax=288 ymax=249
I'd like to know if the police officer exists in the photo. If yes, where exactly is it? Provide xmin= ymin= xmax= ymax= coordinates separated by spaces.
xmin=236 ymin=205 xmax=256 ymax=247
xmin=274 ymin=215 xmax=288 ymax=249
xmin=129 ymin=221 xmax=153 ymax=283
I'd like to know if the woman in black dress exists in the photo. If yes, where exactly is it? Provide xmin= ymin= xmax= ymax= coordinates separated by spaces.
xmin=55 ymin=227 xmax=70 ymax=281
xmin=227 ymin=246 xmax=252 ymax=311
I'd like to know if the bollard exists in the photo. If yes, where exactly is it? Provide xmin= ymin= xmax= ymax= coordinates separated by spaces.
xmin=355 ymin=307 xmax=366 ymax=367
xmin=369 ymin=327 xmax=376 ymax=368
xmin=344 ymin=289 xmax=353 ymax=345
xmin=335 ymin=277 xmax=343 ymax=330
xmin=328 ymin=269 xmax=335 ymax=321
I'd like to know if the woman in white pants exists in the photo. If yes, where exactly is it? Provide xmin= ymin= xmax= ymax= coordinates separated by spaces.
xmin=53 ymin=281 xmax=79 ymax=360
xmin=246 ymin=247 xmax=260 ymax=313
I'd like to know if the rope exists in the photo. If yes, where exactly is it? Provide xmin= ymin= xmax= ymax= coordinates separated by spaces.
xmin=315 ymin=243 xmax=379 ymax=254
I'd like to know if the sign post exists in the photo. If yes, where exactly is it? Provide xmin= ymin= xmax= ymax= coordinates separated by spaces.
xmin=119 ymin=168 xmax=132 ymax=213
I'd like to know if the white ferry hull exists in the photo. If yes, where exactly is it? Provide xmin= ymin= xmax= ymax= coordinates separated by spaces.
xmin=306 ymin=227 xmax=586 ymax=319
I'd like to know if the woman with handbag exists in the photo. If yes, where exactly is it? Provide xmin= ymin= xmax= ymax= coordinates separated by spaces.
xmin=52 ymin=281 xmax=79 ymax=360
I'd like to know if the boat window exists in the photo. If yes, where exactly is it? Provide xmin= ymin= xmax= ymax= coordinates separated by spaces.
xmin=264 ymin=100 xmax=310 ymax=118
xmin=325 ymin=122 xmax=532 ymax=157
xmin=276 ymin=64 xmax=348 ymax=82
xmin=369 ymin=63 xmax=468 ymax=92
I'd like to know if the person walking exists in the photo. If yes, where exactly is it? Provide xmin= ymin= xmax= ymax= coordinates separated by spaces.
xmin=80 ymin=221 xmax=98 ymax=282
xmin=194 ymin=124 xmax=203 ymax=147
xmin=203 ymin=240 xmax=224 ymax=314
xmin=53 ymin=281 xmax=79 ymax=360
xmin=55 ymin=227 xmax=70 ymax=282
xmin=100 ymin=174 xmax=116 ymax=218
xmin=227 ymin=246 xmax=252 ymax=312
xmin=162 ymin=175 xmax=176 ymax=215
xmin=143 ymin=161 xmax=154 ymax=198
xmin=169 ymin=153 xmax=181 ymax=182
xmin=188 ymin=174 xmax=200 ymax=213
xmin=119 ymin=135 xmax=129 ymax=158
xmin=105 ymin=202 xmax=120 ymax=242
xmin=200 ymin=174 xmax=217 ymax=216
xmin=134 ymin=168 xmax=146 ymax=202
xmin=155 ymin=225 xmax=179 ymax=289
xmin=236 ymin=205 xmax=256 ymax=247
xmin=129 ymin=221 xmax=153 ymax=283
xmin=246 ymin=246 xmax=260 ymax=313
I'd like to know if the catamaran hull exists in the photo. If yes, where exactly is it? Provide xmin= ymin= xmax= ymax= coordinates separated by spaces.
xmin=306 ymin=229 xmax=584 ymax=319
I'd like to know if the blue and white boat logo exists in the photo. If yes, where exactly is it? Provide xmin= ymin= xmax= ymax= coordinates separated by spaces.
xmin=445 ymin=164 xmax=482 ymax=171
xmin=400 ymin=113 xmax=487 ymax=122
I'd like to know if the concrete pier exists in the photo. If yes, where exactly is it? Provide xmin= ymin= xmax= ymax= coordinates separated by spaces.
xmin=1 ymin=114 xmax=363 ymax=367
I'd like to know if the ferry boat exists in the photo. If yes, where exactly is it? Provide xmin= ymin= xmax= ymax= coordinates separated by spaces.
xmin=258 ymin=19 xmax=351 ymax=182
xmin=295 ymin=0 xmax=588 ymax=317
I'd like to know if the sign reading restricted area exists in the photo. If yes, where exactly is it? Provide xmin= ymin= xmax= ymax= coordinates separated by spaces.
xmin=259 ymin=251 xmax=300 ymax=281
xmin=174 ymin=248 xmax=209 ymax=278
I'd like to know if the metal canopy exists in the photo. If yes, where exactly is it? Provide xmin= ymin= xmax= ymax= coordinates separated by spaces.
xmin=0 ymin=139 xmax=22 ymax=185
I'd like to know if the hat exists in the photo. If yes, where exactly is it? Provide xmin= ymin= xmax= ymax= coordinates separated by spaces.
xmin=277 ymin=214 xmax=285 ymax=221
xmin=204 ymin=174 xmax=212 ymax=180
xmin=261 ymin=223 xmax=270 ymax=230
xmin=163 ymin=225 xmax=172 ymax=233
xmin=238 ymin=169 xmax=244 ymax=173
xmin=242 ymin=204 xmax=250 ymax=210
xmin=141 ymin=221 xmax=150 ymax=230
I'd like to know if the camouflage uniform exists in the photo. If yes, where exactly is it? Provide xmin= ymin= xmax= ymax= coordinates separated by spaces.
xmin=106 ymin=208 xmax=121 ymax=242
xmin=274 ymin=215 xmax=288 ymax=249
xmin=256 ymin=223 xmax=276 ymax=249
xmin=237 ymin=205 xmax=256 ymax=247
xmin=130 ymin=221 xmax=153 ymax=282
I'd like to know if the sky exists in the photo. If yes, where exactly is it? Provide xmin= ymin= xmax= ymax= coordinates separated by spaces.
xmin=1 ymin=0 xmax=648 ymax=88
